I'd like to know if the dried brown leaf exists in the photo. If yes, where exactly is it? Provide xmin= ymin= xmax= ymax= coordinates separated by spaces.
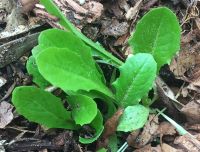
xmin=174 ymin=133 xmax=200 ymax=151
xmin=127 ymin=129 xmax=140 ymax=146
xmin=97 ymin=109 xmax=123 ymax=149
xmin=156 ymin=77 xmax=183 ymax=118
xmin=170 ymin=30 xmax=200 ymax=87
xmin=102 ymin=108 xmax=123 ymax=140
xmin=161 ymin=143 xmax=182 ymax=152
xmin=157 ymin=122 xmax=176 ymax=136
xmin=181 ymin=101 xmax=200 ymax=124
xmin=129 ymin=115 xmax=159 ymax=148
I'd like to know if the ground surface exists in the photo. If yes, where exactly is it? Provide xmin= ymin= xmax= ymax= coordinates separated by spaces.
xmin=1 ymin=0 xmax=200 ymax=151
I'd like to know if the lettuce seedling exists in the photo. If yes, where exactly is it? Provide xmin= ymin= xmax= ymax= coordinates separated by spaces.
xmin=12 ymin=2 xmax=181 ymax=145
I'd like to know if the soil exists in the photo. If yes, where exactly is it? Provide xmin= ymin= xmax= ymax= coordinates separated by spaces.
xmin=1 ymin=0 xmax=200 ymax=151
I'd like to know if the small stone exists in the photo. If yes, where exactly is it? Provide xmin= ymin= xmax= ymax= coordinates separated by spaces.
xmin=0 ymin=77 xmax=7 ymax=88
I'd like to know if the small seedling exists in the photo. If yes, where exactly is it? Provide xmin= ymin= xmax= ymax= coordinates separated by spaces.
xmin=12 ymin=0 xmax=181 ymax=149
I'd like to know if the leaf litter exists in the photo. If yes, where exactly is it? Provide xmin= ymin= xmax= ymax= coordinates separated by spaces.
xmin=1 ymin=0 xmax=200 ymax=151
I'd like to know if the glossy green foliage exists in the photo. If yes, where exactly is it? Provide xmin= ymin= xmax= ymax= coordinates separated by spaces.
xmin=79 ymin=110 xmax=104 ymax=144
xmin=113 ymin=53 xmax=157 ymax=107
xmin=39 ymin=0 xmax=123 ymax=67
xmin=117 ymin=105 xmax=149 ymax=132
xmin=11 ymin=4 xmax=182 ymax=146
xmin=26 ymin=56 xmax=50 ymax=88
xmin=36 ymin=47 xmax=113 ymax=98
xmin=129 ymin=7 xmax=181 ymax=69
xmin=67 ymin=95 xmax=97 ymax=126
xmin=12 ymin=86 xmax=77 ymax=129
xmin=32 ymin=29 xmax=91 ymax=58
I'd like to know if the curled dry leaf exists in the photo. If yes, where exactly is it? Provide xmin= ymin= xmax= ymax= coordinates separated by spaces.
xmin=0 ymin=101 xmax=14 ymax=128
xmin=174 ymin=133 xmax=200 ymax=151
xmin=181 ymin=101 xmax=200 ymax=124
xmin=170 ymin=30 xmax=200 ymax=87
xmin=157 ymin=122 xmax=176 ymax=136
xmin=102 ymin=108 xmax=124 ymax=140
xmin=156 ymin=77 xmax=182 ymax=120
xmin=126 ymin=129 xmax=140 ymax=146
xmin=97 ymin=109 xmax=123 ymax=149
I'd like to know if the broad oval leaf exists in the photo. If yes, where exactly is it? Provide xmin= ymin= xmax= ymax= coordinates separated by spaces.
xmin=67 ymin=95 xmax=97 ymax=126
xmin=12 ymin=86 xmax=77 ymax=129
xmin=117 ymin=105 xmax=149 ymax=132
xmin=129 ymin=7 xmax=181 ymax=69
xmin=77 ymin=90 xmax=117 ymax=119
xmin=32 ymin=29 xmax=106 ymax=84
xmin=32 ymin=29 xmax=92 ymax=60
xmin=40 ymin=0 xmax=123 ymax=67
xmin=36 ymin=47 xmax=114 ymax=98
xmin=26 ymin=56 xmax=50 ymax=88
xmin=79 ymin=110 xmax=104 ymax=144
xmin=112 ymin=53 xmax=157 ymax=107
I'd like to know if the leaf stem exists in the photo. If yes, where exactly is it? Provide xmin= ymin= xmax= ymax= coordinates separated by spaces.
xmin=117 ymin=142 xmax=128 ymax=152
xmin=40 ymin=0 xmax=123 ymax=67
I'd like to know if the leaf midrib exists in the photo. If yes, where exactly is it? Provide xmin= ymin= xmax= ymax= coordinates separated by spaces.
xmin=120 ymin=59 xmax=150 ymax=105
xmin=151 ymin=13 xmax=164 ymax=55
xmin=22 ymin=97 xmax=69 ymax=125
xmin=42 ymin=62 xmax=110 ymax=95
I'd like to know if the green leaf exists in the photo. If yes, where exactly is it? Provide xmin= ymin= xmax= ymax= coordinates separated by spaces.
xmin=40 ymin=0 xmax=123 ymax=67
xmin=67 ymin=95 xmax=97 ymax=126
xmin=33 ymin=29 xmax=106 ymax=84
xmin=79 ymin=110 xmax=104 ymax=144
xmin=129 ymin=7 xmax=181 ymax=69
xmin=117 ymin=105 xmax=149 ymax=132
xmin=36 ymin=47 xmax=114 ymax=98
xmin=32 ymin=29 xmax=90 ymax=58
xmin=26 ymin=56 xmax=50 ymax=88
xmin=12 ymin=86 xmax=77 ymax=129
xmin=77 ymin=90 xmax=117 ymax=119
xmin=113 ymin=53 xmax=157 ymax=107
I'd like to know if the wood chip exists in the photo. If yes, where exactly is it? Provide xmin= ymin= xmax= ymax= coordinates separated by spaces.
xmin=174 ymin=133 xmax=200 ymax=151
xmin=0 ymin=101 xmax=13 ymax=129
xmin=126 ymin=0 xmax=143 ymax=20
